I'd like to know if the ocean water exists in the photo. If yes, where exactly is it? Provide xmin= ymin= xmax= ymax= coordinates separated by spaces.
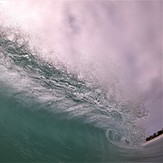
xmin=0 ymin=28 xmax=162 ymax=162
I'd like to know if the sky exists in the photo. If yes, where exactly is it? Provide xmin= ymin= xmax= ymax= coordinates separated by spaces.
xmin=0 ymin=0 xmax=162 ymax=135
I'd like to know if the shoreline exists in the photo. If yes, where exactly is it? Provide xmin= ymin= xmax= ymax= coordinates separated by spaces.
xmin=142 ymin=134 xmax=163 ymax=146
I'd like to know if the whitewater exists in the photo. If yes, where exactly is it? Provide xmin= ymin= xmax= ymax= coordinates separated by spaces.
xmin=0 ymin=1 xmax=162 ymax=162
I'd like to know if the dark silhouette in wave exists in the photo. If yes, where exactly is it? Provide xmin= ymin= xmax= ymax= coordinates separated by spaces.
xmin=146 ymin=129 xmax=163 ymax=142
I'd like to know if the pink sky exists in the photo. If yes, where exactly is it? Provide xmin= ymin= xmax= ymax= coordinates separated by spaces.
xmin=0 ymin=0 xmax=162 ymax=135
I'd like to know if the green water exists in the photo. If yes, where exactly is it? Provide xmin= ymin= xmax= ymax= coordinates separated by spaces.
xmin=0 ymin=91 xmax=106 ymax=162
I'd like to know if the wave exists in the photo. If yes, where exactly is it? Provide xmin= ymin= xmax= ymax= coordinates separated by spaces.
xmin=0 ymin=26 xmax=162 ymax=162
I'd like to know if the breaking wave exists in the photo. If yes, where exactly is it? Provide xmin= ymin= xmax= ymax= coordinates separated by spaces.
xmin=0 ymin=26 xmax=161 ymax=162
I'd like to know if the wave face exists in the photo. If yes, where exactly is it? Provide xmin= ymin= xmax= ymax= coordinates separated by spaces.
xmin=0 ymin=28 xmax=162 ymax=162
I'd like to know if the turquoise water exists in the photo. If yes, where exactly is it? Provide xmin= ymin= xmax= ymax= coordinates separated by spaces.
xmin=0 ymin=28 xmax=162 ymax=162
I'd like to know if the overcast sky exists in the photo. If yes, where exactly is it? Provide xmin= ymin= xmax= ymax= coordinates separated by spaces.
xmin=0 ymin=0 xmax=162 ymax=135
